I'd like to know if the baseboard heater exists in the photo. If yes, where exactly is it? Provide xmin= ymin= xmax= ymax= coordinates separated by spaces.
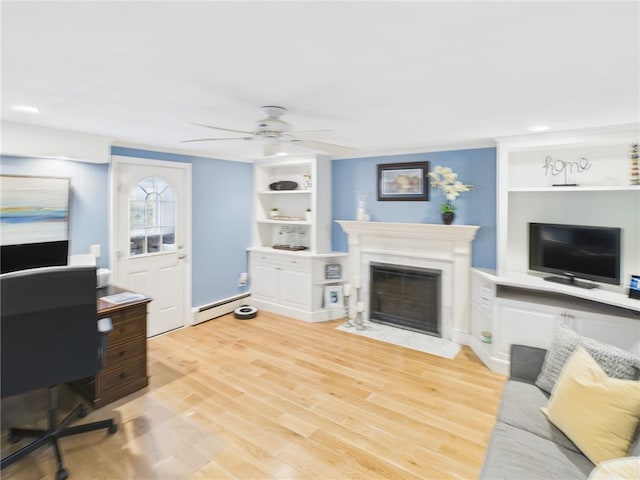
xmin=193 ymin=293 xmax=251 ymax=324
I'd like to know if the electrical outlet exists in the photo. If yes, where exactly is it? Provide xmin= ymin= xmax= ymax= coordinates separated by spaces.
xmin=90 ymin=244 xmax=101 ymax=258
xmin=238 ymin=272 xmax=248 ymax=287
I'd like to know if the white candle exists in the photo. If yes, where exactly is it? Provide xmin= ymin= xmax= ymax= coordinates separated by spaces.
xmin=357 ymin=301 xmax=364 ymax=312
xmin=343 ymin=284 xmax=351 ymax=296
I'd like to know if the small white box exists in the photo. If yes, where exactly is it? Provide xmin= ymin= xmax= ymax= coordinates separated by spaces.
xmin=97 ymin=268 xmax=111 ymax=288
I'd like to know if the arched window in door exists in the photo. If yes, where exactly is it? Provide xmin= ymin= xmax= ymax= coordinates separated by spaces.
xmin=129 ymin=177 xmax=176 ymax=256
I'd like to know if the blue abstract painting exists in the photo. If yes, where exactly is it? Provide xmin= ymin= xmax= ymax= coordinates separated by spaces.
xmin=0 ymin=175 xmax=70 ymax=246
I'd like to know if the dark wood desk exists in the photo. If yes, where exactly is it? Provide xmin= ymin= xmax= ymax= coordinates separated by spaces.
xmin=75 ymin=286 xmax=151 ymax=408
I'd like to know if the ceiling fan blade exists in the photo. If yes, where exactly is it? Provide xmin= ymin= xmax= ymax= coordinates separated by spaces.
xmin=289 ymin=129 xmax=333 ymax=135
xmin=291 ymin=139 xmax=357 ymax=156
xmin=181 ymin=136 xmax=254 ymax=143
xmin=191 ymin=122 xmax=254 ymax=135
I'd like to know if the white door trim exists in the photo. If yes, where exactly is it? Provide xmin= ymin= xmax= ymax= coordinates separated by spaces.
xmin=109 ymin=155 xmax=193 ymax=327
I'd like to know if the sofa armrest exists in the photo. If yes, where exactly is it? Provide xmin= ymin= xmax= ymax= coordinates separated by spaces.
xmin=510 ymin=344 xmax=547 ymax=383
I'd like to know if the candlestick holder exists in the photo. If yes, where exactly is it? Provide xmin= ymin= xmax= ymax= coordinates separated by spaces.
xmin=353 ymin=286 xmax=366 ymax=330
xmin=342 ymin=291 xmax=354 ymax=328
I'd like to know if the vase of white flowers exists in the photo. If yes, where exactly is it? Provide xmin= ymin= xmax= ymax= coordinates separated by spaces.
xmin=428 ymin=165 xmax=473 ymax=225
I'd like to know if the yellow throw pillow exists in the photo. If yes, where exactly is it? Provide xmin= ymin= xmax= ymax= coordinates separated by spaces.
xmin=541 ymin=346 xmax=640 ymax=465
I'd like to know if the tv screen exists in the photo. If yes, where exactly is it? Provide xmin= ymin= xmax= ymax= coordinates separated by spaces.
xmin=529 ymin=223 xmax=621 ymax=287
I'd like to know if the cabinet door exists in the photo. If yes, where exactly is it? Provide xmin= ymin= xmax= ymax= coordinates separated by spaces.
xmin=495 ymin=299 xmax=560 ymax=360
xmin=252 ymin=262 xmax=279 ymax=303
xmin=279 ymin=267 xmax=311 ymax=310
xmin=572 ymin=310 xmax=640 ymax=355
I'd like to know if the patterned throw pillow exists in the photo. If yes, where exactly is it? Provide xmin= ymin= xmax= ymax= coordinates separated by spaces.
xmin=536 ymin=326 xmax=640 ymax=393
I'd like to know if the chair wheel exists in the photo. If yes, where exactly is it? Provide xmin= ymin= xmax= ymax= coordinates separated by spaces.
xmin=79 ymin=404 xmax=89 ymax=418
xmin=56 ymin=468 xmax=69 ymax=480
xmin=108 ymin=423 xmax=118 ymax=434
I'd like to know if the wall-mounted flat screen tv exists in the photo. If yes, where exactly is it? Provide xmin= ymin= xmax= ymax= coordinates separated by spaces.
xmin=529 ymin=222 xmax=621 ymax=288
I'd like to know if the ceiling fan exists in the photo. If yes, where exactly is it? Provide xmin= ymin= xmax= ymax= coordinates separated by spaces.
xmin=182 ymin=106 xmax=357 ymax=157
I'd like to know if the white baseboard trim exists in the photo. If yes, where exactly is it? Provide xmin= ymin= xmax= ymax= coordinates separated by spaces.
xmin=192 ymin=293 xmax=250 ymax=324
xmin=248 ymin=297 xmax=344 ymax=323
xmin=467 ymin=335 xmax=510 ymax=374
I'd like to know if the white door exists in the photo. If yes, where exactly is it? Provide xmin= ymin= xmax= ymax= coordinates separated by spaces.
xmin=112 ymin=157 xmax=191 ymax=337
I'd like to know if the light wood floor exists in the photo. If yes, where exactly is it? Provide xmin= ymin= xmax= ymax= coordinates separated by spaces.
xmin=1 ymin=312 xmax=506 ymax=480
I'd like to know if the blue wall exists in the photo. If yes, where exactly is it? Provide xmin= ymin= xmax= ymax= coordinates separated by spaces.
xmin=1 ymin=156 xmax=110 ymax=268
xmin=111 ymin=147 xmax=253 ymax=307
xmin=1 ymin=145 xmax=496 ymax=308
xmin=331 ymin=148 xmax=497 ymax=269
xmin=1 ymin=149 xmax=253 ymax=308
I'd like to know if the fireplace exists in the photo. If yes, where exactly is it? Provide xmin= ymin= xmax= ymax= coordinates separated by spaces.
xmin=336 ymin=221 xmax=479 ymax=343
xmin=370 ymin=262 xmax=441 ymax=336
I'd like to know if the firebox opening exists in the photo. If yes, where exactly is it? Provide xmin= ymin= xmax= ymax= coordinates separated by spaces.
xmin=369 ymin=262 xmax=441 ymax=337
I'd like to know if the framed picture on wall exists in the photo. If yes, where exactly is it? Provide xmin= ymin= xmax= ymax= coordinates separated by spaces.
xmin=0 ymin=175 xmax=71 ymax=273
xmin=324 ymin=263 xmax=342 ymax=280
xmin=323 ymin=285 xmax=344 ymax=309
xmin=377 ymin=161 xmax=429 ymax=201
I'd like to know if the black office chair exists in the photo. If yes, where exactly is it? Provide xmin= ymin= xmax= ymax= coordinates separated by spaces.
xmin=1 ymin=266 xmax=118 ymax=480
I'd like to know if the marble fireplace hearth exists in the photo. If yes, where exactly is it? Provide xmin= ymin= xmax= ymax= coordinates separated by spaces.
xmin=336 ymin=221 xmax=480 ymax=344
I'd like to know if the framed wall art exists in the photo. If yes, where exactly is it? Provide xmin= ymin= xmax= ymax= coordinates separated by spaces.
xmin=323 ymin=285 xmax=344 ymax=309
xmin=324 ymin=263 xmax=342 ymax=280
xmin=377 ymin=161 xmax=429 ymax=201
xmin=0 ymin=175 xmax=71 ymax=273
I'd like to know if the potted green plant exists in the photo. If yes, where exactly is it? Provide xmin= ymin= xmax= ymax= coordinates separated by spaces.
xmin=428 ymin=165 xmax=473 ymax=225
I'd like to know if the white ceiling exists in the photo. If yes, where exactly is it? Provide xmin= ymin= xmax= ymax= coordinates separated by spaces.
xmin=2 ymin=1 xmax=638 ymax=161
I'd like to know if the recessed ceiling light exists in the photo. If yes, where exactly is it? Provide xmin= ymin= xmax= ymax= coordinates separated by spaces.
xmin=12 ymin=105 xmax=40 ymax=114
xmin=529 ymin=125 xmax=550 ymax=132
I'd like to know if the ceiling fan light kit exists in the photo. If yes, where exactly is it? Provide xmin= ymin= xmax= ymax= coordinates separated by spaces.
xmin=183 ymin=105 xmax=357 ymax=157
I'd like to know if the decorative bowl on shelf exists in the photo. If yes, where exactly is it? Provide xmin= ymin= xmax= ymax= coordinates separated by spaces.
xmin=269 ymin=181 xmax=298 ymax=191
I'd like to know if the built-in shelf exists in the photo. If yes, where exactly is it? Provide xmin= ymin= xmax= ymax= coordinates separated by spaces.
xmin=315 ymin=279 xmax=346 ymax=285
xmin=257 ymin=219 xmax=310 ymax=225
xmin=249 ymin=155 xmax=347 ymax=323
xmin=508 ymin=185 xmax=640 ymax=193
xmin=476 ymin=124 xmax=640 ymax=373
xmin=257 ymin=190 xmax=312 ymax=195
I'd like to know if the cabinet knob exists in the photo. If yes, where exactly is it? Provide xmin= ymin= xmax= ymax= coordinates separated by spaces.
xmin=119 ymin=372 xmax=128 ymax=380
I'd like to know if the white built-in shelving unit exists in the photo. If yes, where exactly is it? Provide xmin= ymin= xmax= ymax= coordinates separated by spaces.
xmin=248 ymin=154 xmax=347 ymax=322
xmin=469 ymin=124 xmax=640 ymax=373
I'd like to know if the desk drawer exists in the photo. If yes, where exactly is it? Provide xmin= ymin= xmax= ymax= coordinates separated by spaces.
xmin=105 ymin=338 xmax=146 ymax=366
xmin=102 ymin=358 xmax=147 ymax=392
xmin=107 ymin=313 xmax=146 ymax=345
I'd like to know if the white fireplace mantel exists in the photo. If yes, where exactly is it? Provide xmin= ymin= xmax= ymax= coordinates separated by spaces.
xmin=337 ymin=221 xmax=480 ymax=344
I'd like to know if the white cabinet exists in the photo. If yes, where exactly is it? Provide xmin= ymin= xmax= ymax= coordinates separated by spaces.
xmin=569 ymin=309 xmax=640 ymax=355
xmin=469 ymin=268 xmax=640 ymax=374
xmin=495 ymin=297 xmax=640 ymax=359
xmin=250 ymin=252 xmax=311 ymax=310
xmin=249 ymin=154 xmax=347 ymax=322
xmin=494 ymin=299 xmax=559 ymax=360
xmin=475 ymin=125 xmax=640 ymax=373
xmin=249 ymin=250 xmax=346 ymax=322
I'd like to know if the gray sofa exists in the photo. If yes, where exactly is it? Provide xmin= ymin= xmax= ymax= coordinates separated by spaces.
xmin=480 ymin=344 xmax=640 ymax=480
